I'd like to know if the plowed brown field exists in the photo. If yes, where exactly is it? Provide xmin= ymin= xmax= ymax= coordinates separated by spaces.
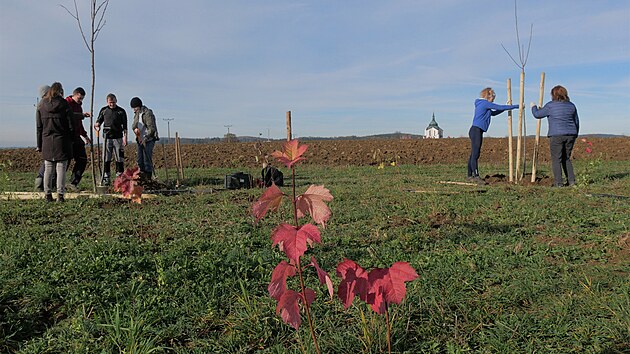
xmin=1 ymin=137 xmax=628 ymax=174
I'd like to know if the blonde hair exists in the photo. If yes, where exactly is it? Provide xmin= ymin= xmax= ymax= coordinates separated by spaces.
xmin=45 ymin=82 xmax=63 ymax=102
xmin=551 ymin=85 xmax=570 ymax=102
xmin=480 ymin=87 xmax=495 ymax=100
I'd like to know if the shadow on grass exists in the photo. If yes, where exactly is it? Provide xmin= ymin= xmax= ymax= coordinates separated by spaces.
xmin=445 ymin=222 xmax=523 ymax=244
xmin=0 ymin=298 xmax=64 ymax=352
xmin=605 ymin=172 xmax=630 ymax=180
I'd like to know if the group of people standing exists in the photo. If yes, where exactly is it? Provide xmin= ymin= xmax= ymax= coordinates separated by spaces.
xmin=467 ymin=85 xmax=580 ymax=187
xmin=36 ymin=81 xmax=579 ymax=202
xmin=36 ymin=82 xmax=159 ymax=202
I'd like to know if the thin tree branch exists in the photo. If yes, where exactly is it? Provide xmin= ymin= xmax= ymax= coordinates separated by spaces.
xmin=93 ymin=0 xmax=110 ymax=41
xmin=522 ymin=24 xmax=533 ymax=67
xmin=60 ymin=0 xmax=91 ymax=52
xmin=501 ymin=43 xmax=522 ymax=69
xmin=501 ymin=0 xmax=533 ymax=70
xmin=514 ymin=0 xmax=523 ymax=65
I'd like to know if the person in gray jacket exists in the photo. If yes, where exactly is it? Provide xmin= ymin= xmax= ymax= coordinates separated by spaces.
xmin=130 ymin=97 xmax=159 ymax=180
xmin=531 ymin=85 xmax=580 ymax=187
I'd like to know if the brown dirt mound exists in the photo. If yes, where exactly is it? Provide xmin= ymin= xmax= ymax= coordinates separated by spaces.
xmin=1 ymin=137 xmax=627 ymax=173
xmin=484 ymin=173 xmax=554 ymax=186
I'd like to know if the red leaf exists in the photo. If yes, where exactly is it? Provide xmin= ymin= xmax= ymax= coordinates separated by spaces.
xmin=271 ymin=139 xmax=308 ymax=168
xmin=252 ymin=183 xmax=284 ymax=223
xmin=365 ymin=262 xmax=418 ymax=314
xmin=385 ymin=262 xmax=419 ymax=304
xmin=299 ymin=223 xmax=321 ymax=247
xmin=276 ymin=288 xmax=316 ymax=330
xmin=271 ymin=224 xmax=320 ymax=263
xmin=310 ymin=257 xmax=334 ymax=300
xmin=336 ymin=259 xmax=369 ymax=309
xmin=585 ymin=147 xmax=592 ymax=154
xmin=268 ymin=261 xmax=296 ymax=300
xmin=366 ymin=268 xmax=389 ymax=314
xmin=296 ymin=185 xmax=333 ymax=227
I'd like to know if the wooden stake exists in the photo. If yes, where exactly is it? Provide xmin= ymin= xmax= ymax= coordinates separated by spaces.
xmin=286 ymin=111 xmax=292 ymax=141
xmin=531 ymin=72 xmax=545 ymax=182
xmin=177 ymin=135 xmax=185 ymax=181
xmin=161 ymin=141 xmax=169 ymax=186
xmin=175 ymin=132 xmax=181 ymax=186
xmin=507 ymin=78 xmax=514 ymax=182
xmin=437 ymin=181 xmax=480 ymax=186
xmin=515 ymin=69 xmax=525 ymax=182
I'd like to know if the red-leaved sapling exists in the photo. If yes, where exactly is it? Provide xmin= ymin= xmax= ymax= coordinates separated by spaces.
xmin=253 ymin=139 xmax=418 ymax=354
xmin=113 ymin=166 xmax=144 ymax=203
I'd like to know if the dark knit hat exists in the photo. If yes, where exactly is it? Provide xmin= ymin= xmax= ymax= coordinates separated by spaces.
xmin=130 ymin=97 xmax=142 ymax=108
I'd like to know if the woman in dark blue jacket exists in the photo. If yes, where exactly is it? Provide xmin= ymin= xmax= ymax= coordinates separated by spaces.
xmin=468 ymin=87 xmax=519 ymax=182
xmin=531 ymin=85 xmax=579 ymax=187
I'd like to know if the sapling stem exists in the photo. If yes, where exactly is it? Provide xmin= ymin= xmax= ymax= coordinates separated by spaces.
xmin=292 ymin=167 xmax=298 ymax=226
xmin=385 ymin=305 xmax=392 ymax=354
xmin=296 ymin=260 xmax=320 ymax=354
xmin=291 ymin=165 xmax=321 ymax=354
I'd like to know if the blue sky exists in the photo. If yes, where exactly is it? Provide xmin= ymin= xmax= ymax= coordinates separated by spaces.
xmin=1 ymin=1 xmax=629 ymax=147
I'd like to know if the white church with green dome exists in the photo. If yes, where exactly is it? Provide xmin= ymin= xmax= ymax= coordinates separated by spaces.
xmin=424 ymin=113 xmax=443 ymax=139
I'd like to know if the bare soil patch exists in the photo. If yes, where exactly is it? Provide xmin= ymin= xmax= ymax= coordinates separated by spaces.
xmin=2 ymin=137 xmax=627 ymax=178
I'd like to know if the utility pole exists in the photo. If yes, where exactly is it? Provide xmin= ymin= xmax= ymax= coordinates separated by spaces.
xmin=163 ymin=118 xmax=174 ymax=144
xmin=224 ymin=125 xmax=233 ymax=143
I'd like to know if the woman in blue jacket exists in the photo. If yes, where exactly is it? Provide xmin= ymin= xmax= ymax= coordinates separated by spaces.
xmin=468 ymin=87 xmax=519 ymax=182
xmin=531 ymin=85 xmax=579 ymax=187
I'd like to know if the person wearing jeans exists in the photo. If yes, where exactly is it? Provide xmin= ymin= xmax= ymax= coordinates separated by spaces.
xmin=130 ymin=97 xmax=159 ymax=180
xmin=467 ymin=87 xmax=519 ymax=182
xmin=531 ymin=85 xmax=580 ymax=187
xmin=36 ymin=82 xmax=74 ymax=202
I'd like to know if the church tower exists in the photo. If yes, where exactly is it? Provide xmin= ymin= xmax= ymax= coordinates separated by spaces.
xmin=424 ymin=113 xmax=443 ymax=139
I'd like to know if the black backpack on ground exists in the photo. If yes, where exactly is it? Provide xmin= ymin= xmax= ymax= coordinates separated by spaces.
xmin=225 ymin=172 xmax=253 ymax=189
xmin=262 ymin=165 xmax=283 ymax=187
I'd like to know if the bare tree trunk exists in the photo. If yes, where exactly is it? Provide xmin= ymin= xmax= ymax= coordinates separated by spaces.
xmin=61 ymin=0 xmax=110 ymax=193
xmin=507 ymin=78 xmax=514 ymax=182
xmin=516 ymin=69 xmax=525 ymax=181
xmin=501 ymin=0 xmax=533 ymax=183
xmin=89 ymin=26 xmax=97 ymax=192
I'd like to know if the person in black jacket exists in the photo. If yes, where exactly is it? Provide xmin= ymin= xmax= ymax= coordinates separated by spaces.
xmin=94 ymin=93 xmax=128 ymax=185
xmin=36 ymin=82 xmax=74 ymax=202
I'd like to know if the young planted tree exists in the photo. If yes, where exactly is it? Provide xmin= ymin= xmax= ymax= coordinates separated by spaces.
xmin=253 ymin=140 xmax=334 ymax=354
xmin=507 ymin=78 xmax=514 ymax=182
xmin=253 ymin=139 xmax=418 ymax=353
xmin=61 ymin=0 xmax=111 ymax=193
xmin=501 ymin=0 xmax=533 ymax=182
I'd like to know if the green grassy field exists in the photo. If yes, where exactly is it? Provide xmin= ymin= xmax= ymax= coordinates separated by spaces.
xmin=1 ymin=161 xmax=629 ymax=353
